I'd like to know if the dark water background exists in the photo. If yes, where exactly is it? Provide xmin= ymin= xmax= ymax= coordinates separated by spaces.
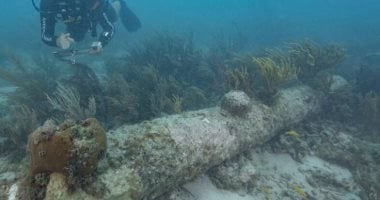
xmin=1 ymin=0 xmax=380 ymax=55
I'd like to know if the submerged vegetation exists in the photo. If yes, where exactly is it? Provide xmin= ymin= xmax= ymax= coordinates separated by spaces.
xmin=0 ymin=31 xmax=379 ymax=200
xmin=288 ymin=40 xmax=346 ymax=90
xmin=0 ymin=54 xmax=60 ymax=120
xmin=288 ymin=40 xmax=346 ymax=79
xmin=358 ymin=92 xmax=380 ymax=129
xmin=253 ymin=54 xmax=298 ymax=103
xmin=0 ymin=105 xmax=38 ymax=147
xmin=1 ymin=33 xmax=376 ymax=154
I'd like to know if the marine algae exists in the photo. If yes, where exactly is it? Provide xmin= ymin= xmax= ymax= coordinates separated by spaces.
xmin=288 ymin=40 xmax=345 ymax=87
xmin=253 ymin=55 xmax=298 ymax=103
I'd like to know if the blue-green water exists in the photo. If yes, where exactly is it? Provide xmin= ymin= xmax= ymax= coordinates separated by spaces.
xmin=1 ymin=0 xmax=380 ymax=51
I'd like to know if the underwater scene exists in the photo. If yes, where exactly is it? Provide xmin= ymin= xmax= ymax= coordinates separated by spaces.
xmin=0 ymin=0 xmax=380 ymax=199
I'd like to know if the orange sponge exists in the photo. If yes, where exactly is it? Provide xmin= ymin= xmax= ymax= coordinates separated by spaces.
xmin=27 ymin=118 xmax=106 ymax=182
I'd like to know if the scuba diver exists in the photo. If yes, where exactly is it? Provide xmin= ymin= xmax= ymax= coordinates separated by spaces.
xmin=38 ymin=0 xmax=141 ymax=53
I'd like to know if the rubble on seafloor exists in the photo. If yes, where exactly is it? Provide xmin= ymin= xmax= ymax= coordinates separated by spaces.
xmin=159 ymin=120 xmax=379 ymax=200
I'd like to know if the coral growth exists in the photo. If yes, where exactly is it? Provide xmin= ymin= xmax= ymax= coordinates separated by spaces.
xmin=225 ymin=67 xmax=252 ymax=94
xmin=28 ymin=120 xmax=74 ymax=177
xmin=182 ymin=86 xmax=207 ymax=110
xmin=253 ymin=55 xmax=298 ymax=103
xmin=222 ymin=54 xmax=258 ymax=95
xmin=0 ymin=53 xmax=109 ymax=151
xmin=102 ymin=33 xmax=218 ymax=123
xmin=171 ymin=95 xmax=183 ymax=114
xmin=0 ymin=54 xmax=60 ymax=120
xmin=47 ymin=83 xmax=96 ymax=121
xmin=25 ymin=118 xmax=107 ymax=199
xmin=221 ymin=90 xmax=251 ymax=117
xmin=288 ymin=40 xmax=346 ymax=89
xmin=0 ymin=105 xmax=38 ymax=148
xmin=125 ymin=33 xmax=202 ymax=84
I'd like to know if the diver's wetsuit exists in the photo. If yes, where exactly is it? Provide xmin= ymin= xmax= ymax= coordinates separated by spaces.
xmin=40 ymin=0 xmax=117 ymax=47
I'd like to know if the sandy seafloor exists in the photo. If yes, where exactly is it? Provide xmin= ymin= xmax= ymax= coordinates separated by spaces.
xmin=165 ymin=154 xmax=360 ymax=200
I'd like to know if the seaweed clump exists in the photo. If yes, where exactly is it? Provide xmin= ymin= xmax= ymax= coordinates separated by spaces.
xmin=0 ymin=105 xmax=38 ymax=149
xmin=0 ymin=54 xmax=61 ymax=120
xmin=0 ymin=54 xmax=106 ymax=149
xmin=225 ymin=66 xmax=252 ymax=95
xmin=103 ymin=33 xmax=212 ymax=126
xmin=0 ymin=54 xmax=59 ymax=153
xmin=223 ymin=49 xmax=298 ymax=104
xmin=47 ymin=83 xmax=97 ymax=121
xmin=288 ymin=40 xmax=346 ymax=90
xmin=253 ymin=53 xmax=298 ymax=103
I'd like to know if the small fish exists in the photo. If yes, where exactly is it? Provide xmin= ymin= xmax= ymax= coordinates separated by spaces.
xmin=306 ymin=53 xmax=315 ymax=66
xmin=285 ymin=130 xmax=300 ymax=138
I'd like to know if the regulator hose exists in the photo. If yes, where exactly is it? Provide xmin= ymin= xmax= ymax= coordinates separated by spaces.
xmin=32 ymin=0 xmax=41 ymax=12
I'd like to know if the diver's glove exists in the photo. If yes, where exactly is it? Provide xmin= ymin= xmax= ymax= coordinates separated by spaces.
xmin=90 ymin=41 xmax=103 ymax=54
xmin=56 ymin=33 xmax=74 ymax=49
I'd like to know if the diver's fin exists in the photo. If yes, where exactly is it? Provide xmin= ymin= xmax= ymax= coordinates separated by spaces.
xmin=119 ymin=0 xmax=141 ymax=32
